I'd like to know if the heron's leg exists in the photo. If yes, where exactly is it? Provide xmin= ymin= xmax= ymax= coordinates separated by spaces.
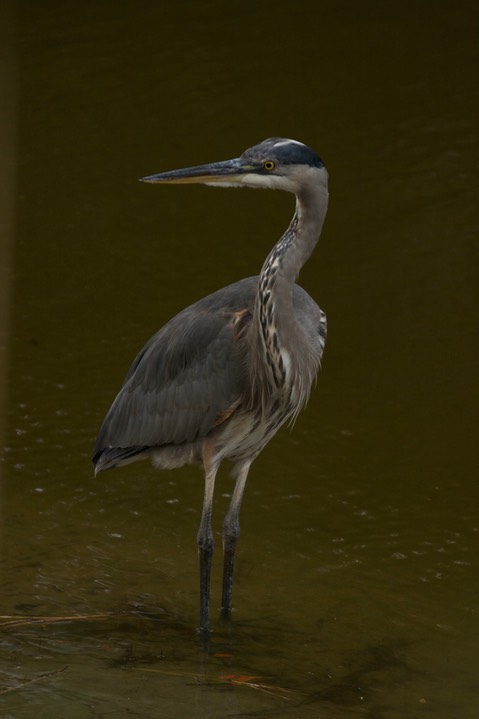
xmin=221 ymin=460 xmax=252 ymax=617
xmin=197 ymin=449 xmax=219 ymax=633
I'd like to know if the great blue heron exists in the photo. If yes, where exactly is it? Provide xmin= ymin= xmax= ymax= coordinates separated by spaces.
xmin=92 ymin=137 xmax=329 ymax=632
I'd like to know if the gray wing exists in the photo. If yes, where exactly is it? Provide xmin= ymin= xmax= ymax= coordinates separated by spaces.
xmin=92 ymin=277 xmax=258 ymax=471
xmin=294 ymin=287 xmax=327 ymax=364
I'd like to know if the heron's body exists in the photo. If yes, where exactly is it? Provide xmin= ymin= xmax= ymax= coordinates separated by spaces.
xmin=94 ymin=277 xmax=325 ymax=473
xmin=93 ymin=138 xmax=329 ymax=632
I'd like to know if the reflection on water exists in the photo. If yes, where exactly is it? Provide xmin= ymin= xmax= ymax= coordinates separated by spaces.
xmin=2 ymin=1 xmax=478 ymax=717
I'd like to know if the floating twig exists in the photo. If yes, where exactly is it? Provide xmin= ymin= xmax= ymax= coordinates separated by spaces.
xmin=0 ymin=613 xmax=114 ymax=630
xmin=0 ymin=665 xmax=68 ymax=696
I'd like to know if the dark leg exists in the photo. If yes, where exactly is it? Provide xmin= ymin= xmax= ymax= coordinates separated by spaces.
xmin=198 ymin=546 xmax=213 ymax=634
xmin=197 ymin=455 xmax=219 ymax=633
xmin=221 ymin=461 xmax=251 ymax=617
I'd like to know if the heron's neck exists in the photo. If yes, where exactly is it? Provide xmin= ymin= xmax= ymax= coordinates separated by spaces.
xmin=255 ymin=185 xmax=328 ymax=385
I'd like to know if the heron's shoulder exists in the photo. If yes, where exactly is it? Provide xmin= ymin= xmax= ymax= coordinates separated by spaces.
xmin=188 ymin=276 xmax=258 ymax=313
xmin=152 ymin=277 xmax=259 ymax=348
xmin=122 ymin=278 xmax=259 ymax=385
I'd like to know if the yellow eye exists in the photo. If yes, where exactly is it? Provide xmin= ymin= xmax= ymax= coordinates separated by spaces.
xmin=263 ymin=160 xmax=275 ymax=171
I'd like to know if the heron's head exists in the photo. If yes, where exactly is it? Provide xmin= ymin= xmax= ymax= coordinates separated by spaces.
xmin=141 ymin=138 xmax=328 ymax=196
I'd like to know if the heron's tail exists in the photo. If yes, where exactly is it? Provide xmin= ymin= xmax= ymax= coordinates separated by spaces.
xmin=92 ymin=445 xmax=150 ymax=475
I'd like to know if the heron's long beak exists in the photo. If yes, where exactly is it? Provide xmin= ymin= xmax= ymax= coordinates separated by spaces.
xmin=140 ymin=157 xmax=253 ymax=186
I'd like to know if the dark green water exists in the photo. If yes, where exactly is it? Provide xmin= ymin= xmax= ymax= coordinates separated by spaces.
xmin=1 ymin=1 xmax=478 ymax=717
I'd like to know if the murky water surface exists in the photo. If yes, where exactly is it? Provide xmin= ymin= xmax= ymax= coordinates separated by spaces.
xmin=1 ymin=1 xmax=478 ymax=717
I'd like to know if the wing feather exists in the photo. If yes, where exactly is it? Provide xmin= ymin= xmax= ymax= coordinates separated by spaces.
xmin=92 ymin=278 xmax=258 ymax=465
